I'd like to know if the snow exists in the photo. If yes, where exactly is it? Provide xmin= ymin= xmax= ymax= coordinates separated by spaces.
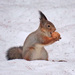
xmin=0 ymin=0 xmax=75 ymax=75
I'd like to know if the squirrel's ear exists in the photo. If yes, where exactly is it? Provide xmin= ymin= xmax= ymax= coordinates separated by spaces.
xmin=39 ymin=11 xmax=47 ymax=22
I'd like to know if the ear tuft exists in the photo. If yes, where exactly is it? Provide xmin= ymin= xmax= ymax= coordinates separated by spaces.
xmin=39 ymin=11 xmax=47 ymax=20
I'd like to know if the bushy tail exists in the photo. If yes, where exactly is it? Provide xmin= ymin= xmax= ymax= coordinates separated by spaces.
xmin=6 ymin=46 xmax=23 ymax=60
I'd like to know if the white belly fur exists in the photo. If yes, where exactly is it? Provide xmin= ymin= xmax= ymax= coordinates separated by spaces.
xmin=32 ymin=44 xmax=43 ymax=60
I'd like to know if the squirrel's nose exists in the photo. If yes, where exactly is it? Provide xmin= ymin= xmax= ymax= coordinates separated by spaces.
xmin=53 ymin=28 xmax=56 ymax=32
xmin=54 ymin=28 xmax=56 ymax=31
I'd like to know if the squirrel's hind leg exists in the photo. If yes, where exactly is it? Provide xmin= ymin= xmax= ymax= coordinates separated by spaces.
xmin=41 ymin=47 xmax=48 ymax=61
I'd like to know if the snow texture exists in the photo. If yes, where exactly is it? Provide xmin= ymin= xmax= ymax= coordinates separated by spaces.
xmin=0 ymin=0 xmax=75 ymax=75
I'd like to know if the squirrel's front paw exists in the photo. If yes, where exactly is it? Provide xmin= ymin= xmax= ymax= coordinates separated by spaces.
xmin=51 ymin=32 xmax=61 ymax=41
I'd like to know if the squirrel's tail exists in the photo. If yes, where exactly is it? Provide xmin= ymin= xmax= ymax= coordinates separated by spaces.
xmin=6 ymin=46 xmax=23 ymax=60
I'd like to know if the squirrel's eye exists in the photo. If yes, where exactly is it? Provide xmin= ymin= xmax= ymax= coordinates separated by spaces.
xmin=48 ymin=25 xmax=50 ymax=27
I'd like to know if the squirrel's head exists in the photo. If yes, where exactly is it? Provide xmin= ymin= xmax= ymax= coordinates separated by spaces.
xmin=39 ymin=11 xmax=56 ymax=34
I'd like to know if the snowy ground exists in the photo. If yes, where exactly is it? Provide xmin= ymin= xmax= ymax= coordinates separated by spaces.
xmin=0 ymin=0 xmax=75 ymax=75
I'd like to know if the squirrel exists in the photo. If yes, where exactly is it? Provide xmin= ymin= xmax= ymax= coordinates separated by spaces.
xmin=6 ymin=11 xmax=61 ymax=61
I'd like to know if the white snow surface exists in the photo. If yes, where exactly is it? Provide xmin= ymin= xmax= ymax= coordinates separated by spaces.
xmin=0 ymin=0 xmax=75 ymax=75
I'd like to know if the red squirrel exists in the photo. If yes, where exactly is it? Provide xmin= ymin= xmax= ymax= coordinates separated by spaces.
xmin=6 ymin=11 xmax=61 ymax=61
